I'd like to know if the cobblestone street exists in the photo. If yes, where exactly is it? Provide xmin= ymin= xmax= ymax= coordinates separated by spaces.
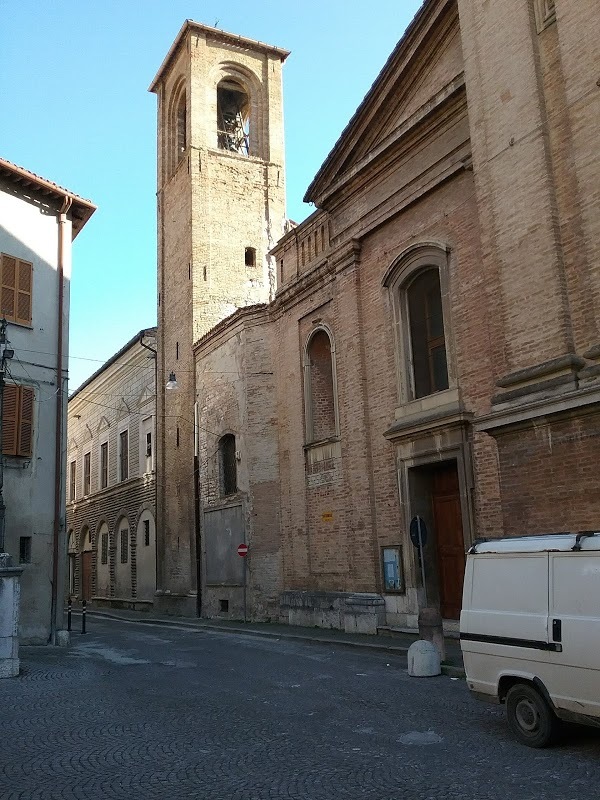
xmin=2 ymin=617 xmax=599 ymax=799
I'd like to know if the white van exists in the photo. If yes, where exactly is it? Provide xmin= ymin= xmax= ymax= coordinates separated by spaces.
xmin=460 ymin=532 xmax=600 ymax=747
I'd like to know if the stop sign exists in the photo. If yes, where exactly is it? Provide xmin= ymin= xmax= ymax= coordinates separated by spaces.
xmin=237 ymin=543 xmax=248 ymax=557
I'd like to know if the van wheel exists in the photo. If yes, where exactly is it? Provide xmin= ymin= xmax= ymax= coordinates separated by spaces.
xmin=506 ymin=683 xmax=560 ymax=748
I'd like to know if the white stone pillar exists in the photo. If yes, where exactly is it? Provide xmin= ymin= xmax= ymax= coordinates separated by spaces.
xmin=0 ymin=553 xmax=23 ymax=678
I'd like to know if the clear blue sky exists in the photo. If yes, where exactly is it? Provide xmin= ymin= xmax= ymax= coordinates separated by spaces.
xmin=1 ymin=1 xmax=422 ymax=390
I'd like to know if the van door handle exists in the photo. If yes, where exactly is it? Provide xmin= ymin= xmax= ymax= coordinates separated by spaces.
xmin=552 ymin=618 xmax=562 ymax=642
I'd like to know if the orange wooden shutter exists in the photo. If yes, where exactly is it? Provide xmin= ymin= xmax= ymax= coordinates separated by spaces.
xmin=18 ymin=386 xmax=34 ymax=457
xmin=1 ymin=254 xmax=17 ymax=321
xmin=2 ymin=384 xmax=19 ymax=456
xmin=16 ymin=260 xmax=32 ymax=326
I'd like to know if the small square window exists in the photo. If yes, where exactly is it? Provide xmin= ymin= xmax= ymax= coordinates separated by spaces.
xmin=219 ymin=599 xmax=229 ymax=613
xmin=245 ymin=247 xmax=256 ymax=268
xmin=19 ymin=536 xmax=32 ymax=564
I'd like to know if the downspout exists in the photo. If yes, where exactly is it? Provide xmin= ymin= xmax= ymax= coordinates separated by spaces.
xmin=50 ymin=197 xmax=72 ymax=642
xmin=194 ymin=400 xmax=201 ymax=617
xmin=139 ymin=331 xmax=159 ymax=594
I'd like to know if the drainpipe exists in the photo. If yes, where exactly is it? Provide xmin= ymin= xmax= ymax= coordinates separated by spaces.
xmin=50 ymin=196 xmax=72 ymax=643
xmin=194 ymin=401 xmax=201 ymax=617
xmin=139 ymin=331 xmax=158 ymax=595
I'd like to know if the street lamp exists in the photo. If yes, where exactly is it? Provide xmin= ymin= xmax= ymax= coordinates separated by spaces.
xmin=165 ymin=372 xmax=179 ymax=390
xmin=0 ymin=318 xmax=15 ymax=554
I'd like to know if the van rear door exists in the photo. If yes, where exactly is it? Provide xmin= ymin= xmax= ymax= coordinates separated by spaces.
xmin=548 ymin=552 xmax=600 ymax=718
xmin=461 ymin=552 xmax=550 ymax=646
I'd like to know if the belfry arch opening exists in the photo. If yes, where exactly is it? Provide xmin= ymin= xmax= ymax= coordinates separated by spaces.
xmin=217 ymin=79 xmax=250 ymax=156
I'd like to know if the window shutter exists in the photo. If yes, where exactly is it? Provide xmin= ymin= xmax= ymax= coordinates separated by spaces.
xmin=16 ymin=260 xmax=32 ymax=326
xmin=2 ymin=384 xmax=19 ymax=456
xmin=18 ymin=387 xmax=34 ymax=457
xmin=1 ymin=255 xmax=17 ymax=321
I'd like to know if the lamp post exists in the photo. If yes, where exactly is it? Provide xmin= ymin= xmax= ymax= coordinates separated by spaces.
xmin=0 ymin=318 xmax=15 ymax=555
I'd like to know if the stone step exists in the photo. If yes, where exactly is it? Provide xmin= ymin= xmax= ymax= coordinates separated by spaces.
xmin=378 ymin=625 xmax=460 ymax=641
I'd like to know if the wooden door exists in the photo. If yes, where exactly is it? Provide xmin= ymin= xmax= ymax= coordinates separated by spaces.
xmin=81 ymin=552 xmax=93 ymax=601
xmin=432 ymin=464 xmax=465 ymax=619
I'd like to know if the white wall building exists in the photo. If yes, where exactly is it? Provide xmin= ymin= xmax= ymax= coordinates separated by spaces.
xmin=66 ymin=329 xmax=157 ymax=610
xmin=0 ymin=157 xmax=95 ymax=644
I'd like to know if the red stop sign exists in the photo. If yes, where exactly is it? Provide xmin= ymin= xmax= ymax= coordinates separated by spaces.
xmin=237 ymin=543 xmax=248 ymax=557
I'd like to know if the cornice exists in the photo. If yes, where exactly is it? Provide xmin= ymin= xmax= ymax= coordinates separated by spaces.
xmin=312 ymin=76 xmax=467 ymax=211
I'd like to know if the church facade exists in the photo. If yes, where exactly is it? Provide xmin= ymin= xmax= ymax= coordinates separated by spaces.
xmin=151 ymin=0 xmax=600 ymax=630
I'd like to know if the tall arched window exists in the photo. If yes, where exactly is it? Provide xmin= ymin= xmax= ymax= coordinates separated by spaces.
xmin=68 ymin=530 xmax=76 ymax=596
xmin=217 ymin=79 xmax=249 ymax=156
xmin=305 ymin=328 xmax=338 ymax=443
xmin=219 ymin=434 xmax=237 ymax=496
xmin=80 ymin=526 xmax=93 ymax=602
xmin=406 ymin=269 xmax=449 ymax=398
xmin=168 ymin=80 xmax=187 ymax=176
xmin=96 ymin=521 xmax=110 ymax=598
xmin=176 ymin=91 xmax=187 ymax=157
xmin=383 ymin=243 xmax=454 ymax=405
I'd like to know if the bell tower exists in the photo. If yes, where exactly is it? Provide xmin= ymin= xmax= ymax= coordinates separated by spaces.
xmin=150 ymin=23 xmax=289 ymax=613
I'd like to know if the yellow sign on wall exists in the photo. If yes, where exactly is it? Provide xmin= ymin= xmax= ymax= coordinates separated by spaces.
xmin=321 ymin=512 xmax=334 ymax=522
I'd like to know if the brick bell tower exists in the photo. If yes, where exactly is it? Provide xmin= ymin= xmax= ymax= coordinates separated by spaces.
xmin=149 ymin=23 xmax=289 ymax=614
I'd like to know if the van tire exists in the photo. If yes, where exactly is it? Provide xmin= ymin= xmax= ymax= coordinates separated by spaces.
xmin=506 ymin=683 xmax=560 ymax=748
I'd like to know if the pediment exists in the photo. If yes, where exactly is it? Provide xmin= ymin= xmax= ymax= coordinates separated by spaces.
xmin=96 ymin=415 xmax=110 ymax=433
xmin=116 ymin=398 xmax=131 ymax=421
xmin=138 ymin=383 xmax=155 ymax=408
xmin=305 ymin=0 xmax=463 ymax=206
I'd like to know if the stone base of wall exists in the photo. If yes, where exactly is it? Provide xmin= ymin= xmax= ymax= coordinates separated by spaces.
xmin=201 ymin=586 xmax=280 ymax=623
xmin=279 ymin=590 xmax=386 ymax=635
xmin=153 ymin=592 xmax=197 ymax=617
xmin=92 ymin=596 xmax=155 ymax=613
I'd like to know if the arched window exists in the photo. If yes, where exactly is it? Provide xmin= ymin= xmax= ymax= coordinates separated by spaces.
xmin=383 ymin=244 xmax=454 ymax=405
xmin=68 ymin=530 xmax=76 ymax=596
xmin=406 ymin=269 xmax=449 ymax=398
xmin=176 ymin=91 xmax=187 ymax=158
xmin=219 ymin=434 xmax=237 ymax=496
xmin=80 ymin=526 xmax=93 ymax=602
xmin=168 ymin=80 xmax=187 ymax=176
xmin=305 ymin=329 xmax=338 ymax=443
xmin=217 ymin=79 xmax=249 ymax=156
xmin=96 ymin=521 xmax=110 ymax=598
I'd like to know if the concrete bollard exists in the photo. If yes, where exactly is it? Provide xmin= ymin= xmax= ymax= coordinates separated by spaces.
xmin=407 ymin=640 xmax=441 ymax=677
xmin=418 ymin=607 xmax=445 ymax=663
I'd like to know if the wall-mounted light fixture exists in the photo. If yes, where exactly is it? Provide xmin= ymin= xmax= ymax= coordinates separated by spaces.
xmin=166 ymin=372 xmax=179 ymax=391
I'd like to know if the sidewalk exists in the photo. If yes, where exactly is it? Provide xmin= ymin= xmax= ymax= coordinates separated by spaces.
xmin=68 ymin=605 xmax=465 ymax=677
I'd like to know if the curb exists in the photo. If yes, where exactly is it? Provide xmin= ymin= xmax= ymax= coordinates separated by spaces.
xmin=73 ymin=609 xmax=466 ymax=678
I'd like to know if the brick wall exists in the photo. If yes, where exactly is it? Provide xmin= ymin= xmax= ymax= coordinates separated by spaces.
xmin=496 ymin=412 xmax=600 ymax=536
xmin=153 ymin=27 xmax=287 ymax=610
xmin=195 ymin=307 xmax=281 ymax=620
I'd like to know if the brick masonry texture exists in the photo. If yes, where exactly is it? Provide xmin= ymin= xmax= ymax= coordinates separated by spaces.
xmin=153 ymin=28 xmax=286 ymax=612
xmin=152 ymin=0 xmax=600 ymax=627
